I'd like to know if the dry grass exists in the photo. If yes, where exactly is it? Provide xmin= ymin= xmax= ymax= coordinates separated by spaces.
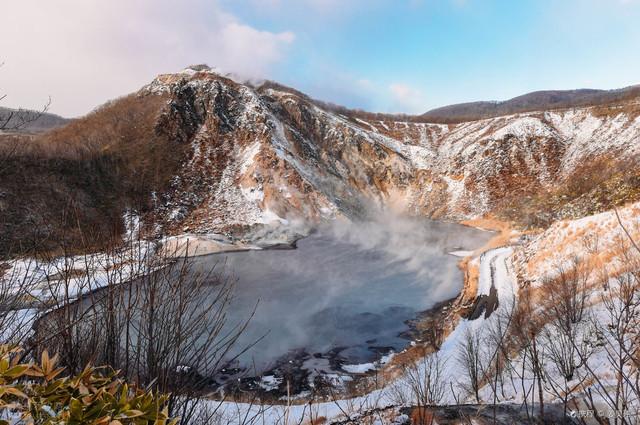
xmin=461 ymin=217 xmax=513 ymax=244
xmin=522 ymin=200 xmax=640 ymax=284
xmin=460 ymin=259 xmax=480 ymax=304
xmin=498 ymin=155 xmax=640 ymax=229
xmin=303 ymin=416 xmax=327 ymax=425
xmin=409 ymin=407 xmax=436 ymax=425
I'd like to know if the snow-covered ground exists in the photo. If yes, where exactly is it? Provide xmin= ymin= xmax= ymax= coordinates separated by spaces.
xmin=0 ymin=231 xmax=272 ymax=343
xmin=0 ymin=237 xmax=158 ymax=343
xmin=521 ymin=200 xmax=640 ymax=286
xmin=2 ymin=236 xmax=521 ymax=422
xmin=1 ymin=243 xmax=154 ymax=303
xmin=473 ymin=272 xmax=640 ymax=425
xmin=434 ymin=247 xmax=518 ymax=402
xmin=484 ymin=201 xmax=640 ymax=419
xmin=205 ymin=246 xmax=519 ymax=424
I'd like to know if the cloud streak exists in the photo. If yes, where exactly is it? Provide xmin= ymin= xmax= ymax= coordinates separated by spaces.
xmin=0 ymin=0 xmax=295 ymax=116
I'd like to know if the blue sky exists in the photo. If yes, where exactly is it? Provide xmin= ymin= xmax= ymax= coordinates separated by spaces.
xmin=2 ymin=0 xmax=640 ymax=116
xmin=223 ymin=0 xmax=640 ymax=113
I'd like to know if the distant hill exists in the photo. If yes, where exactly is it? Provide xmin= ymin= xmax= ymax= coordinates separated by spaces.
xmin=420 ymin=85 xmax=640 ymax=123
xmin=0 ymin=107 xmax=70 ymax=132
xmin=258 ymin=80 xmax=640 ymax=124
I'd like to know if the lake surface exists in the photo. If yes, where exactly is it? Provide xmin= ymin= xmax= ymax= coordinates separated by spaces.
xmin=194 ymin=219 xmax=492 ymax=379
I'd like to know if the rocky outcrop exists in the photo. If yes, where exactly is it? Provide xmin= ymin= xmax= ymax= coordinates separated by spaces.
xmin=137 ymin=69 xmax=640 ymax=237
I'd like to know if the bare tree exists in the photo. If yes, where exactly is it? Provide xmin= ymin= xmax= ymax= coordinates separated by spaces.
xmin=539 ymin=257 xmax=593 ymax=418
xmin=29 ymin=230 xmax=257 ymax=425
xmin=390 ymin=353 xmax=446 ymax=425
xmin=482 ymin=293 xmax=519 ymax=425
xmin=577 ymin=258 xmax=640 ymax=424
xmin=0 ymin=257 xmax=42 ymax=345
xmin=0 ymin=62 xmax=51 ymax=132
xmin=510 ymin=285 xmax=546 ymax=421
xmin=0 ymin=61 xmax=53 ymax=180
xmin=457 ymin=328 xmax=485 ymax=404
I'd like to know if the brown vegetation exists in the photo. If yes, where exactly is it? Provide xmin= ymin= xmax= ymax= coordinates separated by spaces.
xmin=499 ymin=155 xmax=640 ymax=229
xmin=0 ymin=93 xmax=186 ymax=258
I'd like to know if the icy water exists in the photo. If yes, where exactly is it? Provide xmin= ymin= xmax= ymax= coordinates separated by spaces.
xmin=194 ymin=219 xmax=492 ymax=377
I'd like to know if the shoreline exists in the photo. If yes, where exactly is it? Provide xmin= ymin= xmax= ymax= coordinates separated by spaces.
xmin=3 ymin=217 xmax=517 ymax=404
xmin=158 ymin=232 xmax=302 ymax=258
xmin=197 ymin=217 xmax=519 ymax=407
xmin=374 ymin=217 xmax=517 ymax=386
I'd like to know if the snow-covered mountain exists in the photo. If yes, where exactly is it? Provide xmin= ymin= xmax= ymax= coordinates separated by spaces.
xmin=138 ymin=67 xmax=640 ymax=237
xmin=3 ymin=66 xmax=640 ymax=423
xmin=2 ymin=65 xmax=638 ymax=255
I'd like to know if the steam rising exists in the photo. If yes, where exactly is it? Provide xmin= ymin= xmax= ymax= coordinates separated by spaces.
xmin=200 ymin=214 xmax=492 ymax=372
xmin=325 ymin=213 xmax=473 ymax=278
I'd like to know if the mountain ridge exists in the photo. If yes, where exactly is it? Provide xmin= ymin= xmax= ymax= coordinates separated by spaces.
xmin=420 ymin=84 xmax=640 ymax=123
xmin=254 ymin=76 xmax=640 ymax=124
xmin=0 ymin=106 xmax=70 ymax=133
xmin=4 ymin=64 xmax=639 ymax=128
xmin=1 ymin=68 xmax=639 ymax=256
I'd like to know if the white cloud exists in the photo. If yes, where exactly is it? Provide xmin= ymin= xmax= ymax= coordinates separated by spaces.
xmin=249 ymin=0 xmax=357 ymax=12
xmin=0 ymin=0 xmax=295 ymax=116
xmin=243 ymin=0 xmax=368 ymax=22
xmin=388 ymin=83 xmax=428 ymax=113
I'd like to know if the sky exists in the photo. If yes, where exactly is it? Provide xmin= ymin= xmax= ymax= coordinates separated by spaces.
xmin=1 ymin=0 xmax=640 ymax=117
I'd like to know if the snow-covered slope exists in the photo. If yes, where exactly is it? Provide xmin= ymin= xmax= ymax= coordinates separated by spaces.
xmin=518 ymin=201 xmax=640 ymax=286
xmin=134 ymin=68 xmax=640 ymax=237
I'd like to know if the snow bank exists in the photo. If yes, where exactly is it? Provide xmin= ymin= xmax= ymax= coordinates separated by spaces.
xmin=521 ymin=201 xmax=640 ymax=286
xmin=0 ymin=240 xmax=156 ymax=314
xmin=205 ymin=246 xmax=518 ymax=423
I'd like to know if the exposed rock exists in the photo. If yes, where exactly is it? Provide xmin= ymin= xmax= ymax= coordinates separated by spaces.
xmin=137 ymin=70 xmax=640 ymax=237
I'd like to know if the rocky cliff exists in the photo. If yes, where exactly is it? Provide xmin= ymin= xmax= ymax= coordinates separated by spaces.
xmin=138 ymin=68 xmax=640 ymax=238
xmin=2 ymin=67 xmax=639 ymax=254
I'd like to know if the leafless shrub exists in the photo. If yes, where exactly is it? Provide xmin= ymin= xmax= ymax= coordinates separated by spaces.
xmin=0 ymin=61 xmax=51 ymax=133
xmin=27 ymin=234 xmax=255 ymax=425
xmin=539 ymin=257 xmax=593 ymax=418
xmin=457 ymin=329 xmax=486 ymax=404
xmin=579 ymin=266 xmax=640 ymax=423
xmin=0 ymin=257 xmax=41 ymax=345
xmin=510 ymin=286 xmax=546 ymax=420
xmin=389 ymin=354 xmax=445 ymax=425
xmin=482 ymin=294 xmax=518 ymax=425
xmin=556 ymin=214 xmax=640 ymax=424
